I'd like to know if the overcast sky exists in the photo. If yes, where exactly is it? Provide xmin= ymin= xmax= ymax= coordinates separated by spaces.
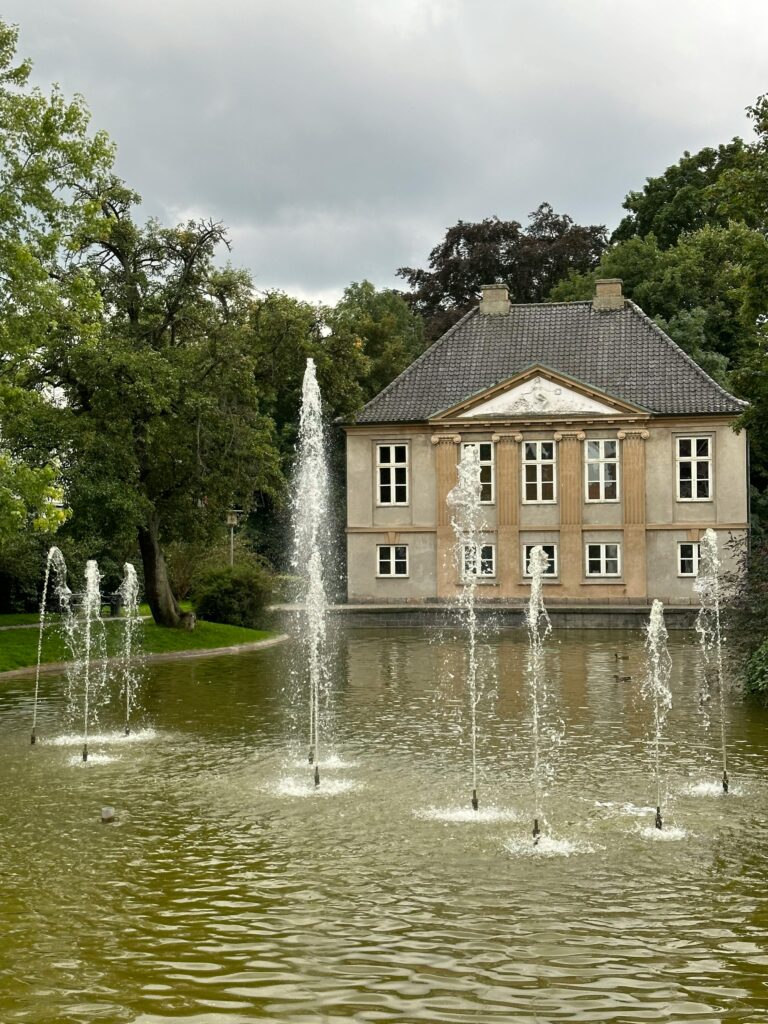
xmin=6 ymin=1 xmax=768 ymax=303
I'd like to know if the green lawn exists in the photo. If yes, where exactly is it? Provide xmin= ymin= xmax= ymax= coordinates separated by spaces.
xmin=0 ymin=619 xmax=275 ymax=673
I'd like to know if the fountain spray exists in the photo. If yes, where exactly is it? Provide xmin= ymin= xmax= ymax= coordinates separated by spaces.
xmin=446 ymin=445 xmax=485 ymax=812
xmin=525 ymin=546 xmax=552 ymax=844
xmin=642 ymin=600 xmax=672 ymax=829
xmin=31 ymin=547 xmax=71 ymax=744
xmin=118 ymin=563 xmax=141 ymax=736
xmin=694 ymin=530 xmax=729 ymax=793
xmin=80 ymin=561 xmax=102 ymax=762
xmin=291 ymin=359 xmax=332 ymax=789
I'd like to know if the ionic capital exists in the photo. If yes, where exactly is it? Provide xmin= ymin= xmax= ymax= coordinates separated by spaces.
xmin=617 ymin=429 xmax=650 ymax=441
xmin=554 ymin=430 xmax=586 ymax=442
xmin=431 ymin=433 xmax=462 ymax=446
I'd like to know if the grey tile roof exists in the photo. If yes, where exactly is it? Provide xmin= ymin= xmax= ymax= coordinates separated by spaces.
xmin=355 ymin=300 xmax=746 ymax=423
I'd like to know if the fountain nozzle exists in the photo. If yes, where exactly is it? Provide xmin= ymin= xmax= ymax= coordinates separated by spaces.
xmin=308 ymin=748 xmax=314 ymax=765
xmin=82 ymin=744 xmax=88 ymax=763
xmin=314 ymin=765 xmax=320 ymax=787
xmin=533 ymin=818 xmax=541 ymax=845
xmin=31 ymin=730 xmax=36 ymax=745
xmin=723 ymin=770 xmax=729 ymax=794
xmin=471 ymin=789 xmax=478 ymax=812
xmin=124 ymin=726 xmax=130 ymax=737
xmin=655 ymin=806 xmax=662 ymax=830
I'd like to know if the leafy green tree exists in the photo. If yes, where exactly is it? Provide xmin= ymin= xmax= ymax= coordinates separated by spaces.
xmin=327 ymin=280 xmax=425 ymax=402
xmin=397 ymin=203 xmax=607 ymax=340
xmin=0 ymin=20 xmax=113 ymax=542
xmin=30 ymin=186 xmax=283 ymax=627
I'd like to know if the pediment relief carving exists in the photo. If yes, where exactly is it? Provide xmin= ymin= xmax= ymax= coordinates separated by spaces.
xmin=458 ymin=375 xmax=617 ymax=418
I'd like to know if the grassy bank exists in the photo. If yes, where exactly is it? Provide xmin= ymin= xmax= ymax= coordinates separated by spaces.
xmin=0 ymin=619 xmax=275 ymax=673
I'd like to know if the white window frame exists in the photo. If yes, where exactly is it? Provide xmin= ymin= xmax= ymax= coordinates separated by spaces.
xmin=523 ymin=544 xmax=558 ymax=578
xmin=585 ymin=438 xmax=620 ymax=503
xmin=376 ymin=442 xmax=409 ymax=506
xmin=585 ymin=542 xmax=622 ymax=578
xmin=676 ymin=436 xmax=712 ymax=502
xmin=678 ymin=542 xmax=701 ymax=577
xmin=522 ymin=440 xmax=557 ymax=504
xmin=376 ymin=544 xmax=409 ymax=577
xmin=462 ymin=542 xmax=496 ymax=580
xmin=461 ymin=441 xmax=495 ymax=504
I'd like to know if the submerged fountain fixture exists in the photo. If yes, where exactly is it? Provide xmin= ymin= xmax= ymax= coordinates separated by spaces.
xmin=118 ymin=563 xmax=141 ymax=736
xmin=525 ymin=545 xmax=553 ymax=844
xmin=31 ymin=546 xmax=71 ymax=745
xmin=291 ymin=358 xmax=332 ymax=789
xmin=642 ymin=600 xmax=673 ymax=829
xmin=446 ymin=445 xmax=486 ymax=812
xmin=694 ymin=529 xmax=729 ymax=793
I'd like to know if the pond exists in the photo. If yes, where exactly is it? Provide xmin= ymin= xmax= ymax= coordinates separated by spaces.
xmin=1 ymin=626 xmax=767 ymax=1023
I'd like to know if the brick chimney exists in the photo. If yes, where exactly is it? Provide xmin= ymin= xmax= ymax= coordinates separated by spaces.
xmin=479 ymin=283 xmax=510 ymax=315
xmin=592 ymin=278 xmax=624 ymax=311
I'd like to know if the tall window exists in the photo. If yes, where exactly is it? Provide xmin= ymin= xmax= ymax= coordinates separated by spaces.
xmin=463 ymin=543 xmax=496 ymax=579
xmin=585 ymin=439 xmax=619 ymax=502
xmin=586 ymin=543 xmax=621 ymax=577
xmin=523 ymin=441 xmax=556 ymax=503
xmin=462 ymin=442 xmax=494 ymax=503
xmin=377 ymin=544 xmax=408 ymax=577
xmin=523 ymin=544 xmax=558 ymax=577
xmin=676 ymin=437 xmax=711 ymax=501
xmin=678 ymin=542 xmax=701 ymax=577
xmin=377 ymin=443 xmax=408 ymax=505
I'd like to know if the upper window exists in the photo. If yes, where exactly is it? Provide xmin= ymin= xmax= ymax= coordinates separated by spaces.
xmin=676 ymin=437 xmax=711 ymax=501
xmin=463 ymin=543 xmax=496 ymax=579
xmin=462 ymin=442 xmax=494 ymax=503
xmin=377 ymin=443 xmax=408 ymax=505
xmin=523 ymin=544 xmax=558 ymax=577
xmin=377 ymin=544 xmax=408 ymax=577
xmin=586 ymin=543 xmax=621 ymax=577
xmin=523 ymin=441 xmax=556 ymax=503
xmin=678 ymin=542 xmax=701 ymax=577
xmin=585 ymin=439 xmax=619 ymax=502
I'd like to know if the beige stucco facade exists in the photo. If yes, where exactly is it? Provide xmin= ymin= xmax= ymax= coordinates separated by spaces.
xmin=344 ymin=405 xmax=748 ymax=606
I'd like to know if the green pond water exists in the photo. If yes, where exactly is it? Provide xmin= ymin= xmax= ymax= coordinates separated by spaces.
xmin=1 ymin=626 xmax=767 ymax=1023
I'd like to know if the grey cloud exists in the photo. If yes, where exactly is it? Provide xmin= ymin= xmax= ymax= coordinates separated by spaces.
xmin=5 ymin=0 xmax=768 ymax=299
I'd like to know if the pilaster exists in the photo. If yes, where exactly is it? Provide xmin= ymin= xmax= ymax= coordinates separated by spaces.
xmin=619 ymin=429 xmax=649 ymax=598
xmin=555 ymin=431 xmax=585 ymax=595
xmin=493 ymin=433 xmax=522 ymax=596
xmin=431 ymin=433 xmax=461 ymax=598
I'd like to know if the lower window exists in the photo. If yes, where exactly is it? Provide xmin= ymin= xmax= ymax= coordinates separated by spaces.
xmin=523 ymin=544 xmax=558 ymax=577
xmin=586 ymin=543 xmax=621 ymax=577
xmin=463 ymin=543 xmax=495 ymax=579
xmin=678 ymin=542 xmax=701 ymax=577
xmin=377 ymin=544 xmax=408 ymax=577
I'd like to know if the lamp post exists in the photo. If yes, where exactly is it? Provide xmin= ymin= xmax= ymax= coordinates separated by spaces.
xmin=226 ymin=510 xmax=242 ymax=566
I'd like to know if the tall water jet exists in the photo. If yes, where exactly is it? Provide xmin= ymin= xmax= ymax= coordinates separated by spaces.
xmin=31 ymin=547 xmax=71 ymax=744
xmin=525 ymin=545 xmax=552 ymax=844
xmin=446 ymin=445 xmax=485 ymax=811
xmin=694 ymin=529 xmax=729 ymax=793
xmin=118 ymin=563 xmax=142 ymax=736
xmin=291 ymin=358 xmax=332 ymax=788
xmin=642 ymin=599 xmax=672 ymax=829
xmin=80 ymin=561 xmax=103 ymax=762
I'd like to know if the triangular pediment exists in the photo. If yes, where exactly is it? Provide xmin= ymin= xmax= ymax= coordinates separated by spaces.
xmin=433 ymin=366 xmax=647 ymax=420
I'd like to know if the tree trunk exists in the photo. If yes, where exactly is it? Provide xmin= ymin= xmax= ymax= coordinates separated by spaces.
xmin=138 ymin=514 xmax=195 ymax=629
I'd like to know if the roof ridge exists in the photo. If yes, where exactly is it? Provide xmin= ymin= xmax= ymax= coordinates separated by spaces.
xmin=358 ymin=305 xmax=479 ymax=416
xmin=624 ymin=299 xmax=747 ymax=410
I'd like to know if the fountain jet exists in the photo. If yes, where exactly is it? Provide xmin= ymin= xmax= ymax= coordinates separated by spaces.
xmin=526 ymin=546 xmax=553 ymax=844
xmin=694 ymin=529 xmax=730 ymax=794
xmin=31 ymin=547 xmax=71 ymax=745
xmin=118 ymin=563 xmax=141 ymax=737
xmin=643 ymin=600 xmax=672 ymax=830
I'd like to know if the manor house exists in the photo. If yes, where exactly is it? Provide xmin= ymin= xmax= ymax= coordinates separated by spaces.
xmin=343 ymin=280 xmax=748 ymax=606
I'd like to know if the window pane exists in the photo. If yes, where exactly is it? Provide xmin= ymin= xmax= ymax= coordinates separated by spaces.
xmin=541 ymin=482 xmax=554 ymax=501
xmin=524 ymin=442 xmax=537 ymax=461
xmin=679 ymin=462 xmax=692 ymax=480
xmin=604 ymin=441 xmax=617 ymax=459
xmin=525 ymin=482 xmax=537 ymax=501
xmin=395 ymin=485 xmax=407 ymax=502
xmin=480 ymin=546 xmax=494 ymax=575
xmin=479 ymin=443 xmax=492 ymax=461
xmin=394 ymin=445 xmax=407 ymax=463
xmin=587 ymin=440 xmax=600 ymax=460
xmin=541 ymin=443 xmax=554 ymax=461
xmin=541 ymin=464 xmax=554 ymax=482
xmin=544 ymin=546 xmax=556 ymax=574
xmin=605 ymin=545 xmax=618 ymax=560
xmin=379 ymin=549 xmax=391 ymax=574
xmin=395 ymin=546 xmax=406 ymax=561
xmin=480 ymin=483 xmax=492 ymax=503
xmin=380 ymin=485 xmax=391 ymax=503
xmin=604 ymin=463 xmax=617 ymax=483
xmin=380 ymin=467 xmax=391 ymax=485
xmin=696 ymin=438 xmax=709 ymax=458
xmin=525 ymin=465 xmax=537 ymax=483
xmin=604 ymin=481 xmax=617 ymax=500
xmin=696 ymin=462 xmax=709 ymax=480
xmin=678 ymin=439 xmax=691 ymax=458
xmin=588 ymin=558 xmax=601 ymax=574
xmin=696 ymin=480 xmax=709 ymax=498
xmin=588 ymin=481 xmax=601 ymax=500
xmin=588 ymin=464 xmax=600 ymax=483
xmin=394 ymin=466 xmax=406 ymax=485
xmin=680 ymin=480 xmax=692 ymax=499
xmin=606 ymin=558 xmax=618 ymax=575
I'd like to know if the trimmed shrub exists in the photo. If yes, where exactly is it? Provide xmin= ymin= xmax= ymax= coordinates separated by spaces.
xmin=192 ymin=564 xmax=273 ymax=629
